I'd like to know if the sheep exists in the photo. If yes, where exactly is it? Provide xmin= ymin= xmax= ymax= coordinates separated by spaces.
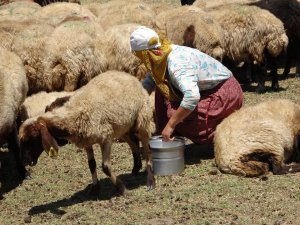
xmin=207 ymin=4 xmax=289 ymax=93
xmin=18 ymin=91 xmax=73 ymax=125
xmin=214 ymin=99 xmax=300 ymax=177
xmin=33 ymin=2 xmax=96 ymax=27
xmin=19 ymin=71 xmax=155 ymax=195
xmin=249 ymin=0 xmax=300 ymax=78
xmin=42 ymin=18 xmax=107 ymax=92
xmin=98 ymin=23 xmax=148 ymax=81
xmin=0 ymin=49 xmax=29 ymax=180
xmin=154 ymin=6 xmax=225 ymax=61
xmin=11 ymin=22 xmax=55 ymax=94
xmin=0 ymin=1 xmax=40 ymax=22
xmin=84 ymin=0 xmax=156 ymax=31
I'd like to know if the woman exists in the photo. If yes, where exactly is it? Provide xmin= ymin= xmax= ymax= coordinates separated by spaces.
xmin=130 ymin=26 xmax=243 ymax=144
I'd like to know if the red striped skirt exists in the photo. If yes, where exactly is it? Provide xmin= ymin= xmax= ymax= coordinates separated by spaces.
xmin=155 ymin=76 xmax=244 ymax=144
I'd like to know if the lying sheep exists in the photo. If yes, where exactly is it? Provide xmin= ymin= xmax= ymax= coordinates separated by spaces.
xmin=42 ymin=19 xmax=107 ymax=92
xmin=19 ymin=71 xmax=155 ymax=195
xmin=0 ymin=49 xmax=29 ymax=180
xmin=208 ymin=4 xmax=288 ymax=92
xmin=214 ymin=99 xmax=300 ymax=177
xmin=154 ymin=6 xmax=225 ymax=61
xmin=98 ymin=23 xmax=147 ymax=80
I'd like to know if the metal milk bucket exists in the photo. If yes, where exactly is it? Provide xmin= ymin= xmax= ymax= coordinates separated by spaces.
xmin=149 ymin=135 xmax=185 ymax=176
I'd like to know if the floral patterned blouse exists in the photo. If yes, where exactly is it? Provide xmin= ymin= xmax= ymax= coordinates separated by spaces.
xmin=142 ymin=44 xmax=232 ymax=110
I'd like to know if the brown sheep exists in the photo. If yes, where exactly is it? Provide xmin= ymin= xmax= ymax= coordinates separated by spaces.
xmin=214 ymin=99 xmax=300 ymax=177
xmin=19 ymin=71 xmax=155 ymax=195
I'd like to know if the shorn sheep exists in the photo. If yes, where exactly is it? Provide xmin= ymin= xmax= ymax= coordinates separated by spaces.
xmin=208 ymin=4 xmax=288 ymax=93
xmin=19 ymin=71 xmax=155 ymax=195
xmin=214 ymin=99 xmax=300 ymax=177
xmin=0 ymin=49 xmax=29 ymax=181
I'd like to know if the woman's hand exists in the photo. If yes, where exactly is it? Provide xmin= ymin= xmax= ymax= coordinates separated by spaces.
xmin=162 ymin=123 xmax=175 ymax=142
xmin=161 ymin=106 xmax=193 ymax=142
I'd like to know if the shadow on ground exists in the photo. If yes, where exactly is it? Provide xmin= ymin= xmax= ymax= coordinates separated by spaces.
xmin=28 ymin=171 xmax=148 ymax=216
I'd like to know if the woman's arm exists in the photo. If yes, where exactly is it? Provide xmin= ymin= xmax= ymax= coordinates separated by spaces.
xmin=162 ymin=106 xmax=193 ymax=141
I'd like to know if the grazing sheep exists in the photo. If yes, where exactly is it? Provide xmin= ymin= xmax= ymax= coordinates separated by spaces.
xmin=0 ymin=49 xmax=29 ymax=180
xmin=154 ymin=6 xmax=225 ymax=61
xmin=249 ymin=0 xmax=300 ymax=78
xmin=19 ymin=71 xmax=155 ymax=195
xmin=208 ymin=4 xmax=288 ymax=92
xmin=214 ymin=99 xmax=300 ymax=177
xmin=11 ymin=22 xmax=55 ymax=94
xmin=98 ymin=23 xmax=147 ymax=80
xmin=42 ymin=19 xmax=107 ymax=92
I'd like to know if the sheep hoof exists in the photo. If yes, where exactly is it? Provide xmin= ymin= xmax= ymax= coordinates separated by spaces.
xmin=116 ymin=180 xmax=127 ymax=195
xmin=255 ymin=86 xmax=266 ymax=94
xmin=271 ymin=83 xmax=279 ymax=92
xmin=88 ymin=182 xmax=101 ymax=196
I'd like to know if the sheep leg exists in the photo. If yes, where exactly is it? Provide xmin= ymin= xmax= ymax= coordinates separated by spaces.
xmin=137 ymin=131 xmax=155 ymax=191
xmin=281 ymin=163 xmax=300 ymax=174
xmin=7 ymin=123 xmax=28 ymax=179
xmin=85 ymin=147 xmax=100 ymax=195
xmin=101 ymin=141 xmax=126 ymax=195
xmin=268 ymin=56 xmax=279 ymax=91
xmin=121 ymin=134 xmax=142 ymax=175
xmin=255 ymin=64 xmax=267 ymax=93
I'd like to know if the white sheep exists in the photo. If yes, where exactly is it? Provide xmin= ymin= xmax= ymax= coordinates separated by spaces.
xmin=33 ymin=2 xmax=96 ymax=27
xmin=18 ymin=91 xmax=73 ymax=125
xmin=0 ymin=49 xmax=28 ymax=179
xmin=42 ymin=19 xmax=107 ymax=92
xmin=19 ymin=71 xmax=155 ymax=195
xmin=214 ymin=99 xmax=300 ymax=177
xmin=84 ymin=0 xmax=156 ymax=30
xmin=154 ymin=6 xmax=225 ymax=61
xmin=208 ymin=4 xmax=288 ymax=92
xmin=98 ymin=23 xmax=147 ymax=80
xmin=11 ymin=22 xmax=55 ymax=94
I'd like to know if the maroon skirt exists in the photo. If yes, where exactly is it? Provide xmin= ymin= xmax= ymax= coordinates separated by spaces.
xmin=155 ymin=76 xmax=244 ymax=144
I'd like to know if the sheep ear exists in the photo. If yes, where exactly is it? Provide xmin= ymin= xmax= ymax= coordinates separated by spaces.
xmin=38 ymin=120 xmax=59 ymax=158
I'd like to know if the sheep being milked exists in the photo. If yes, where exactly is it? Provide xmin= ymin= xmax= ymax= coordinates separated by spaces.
xmin=214 ymin=99 xmax=300 ymax=177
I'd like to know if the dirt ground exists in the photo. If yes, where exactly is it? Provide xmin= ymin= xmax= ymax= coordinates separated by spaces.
xmin=1 ymin=69 xmax=300 ymax=225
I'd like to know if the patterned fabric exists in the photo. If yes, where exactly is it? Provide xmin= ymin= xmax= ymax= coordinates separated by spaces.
xmin=167 ymin=45 xmax=232 ymax=110
xmin=155 ymin=76 xmax=244 ymax=144
xmin=134 ymin=39 xmax=179 ymax=101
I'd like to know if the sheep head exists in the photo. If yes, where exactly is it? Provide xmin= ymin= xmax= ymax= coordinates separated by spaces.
xmin=19 ymin=118 xmax=59 ymax=166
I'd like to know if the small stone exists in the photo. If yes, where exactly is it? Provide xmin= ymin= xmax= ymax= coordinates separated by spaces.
xmin=24 ymin=216 xmax=31 ymax=223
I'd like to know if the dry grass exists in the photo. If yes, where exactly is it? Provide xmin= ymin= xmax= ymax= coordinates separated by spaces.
xmin=1 ymin=71 xmax=300 ymax=225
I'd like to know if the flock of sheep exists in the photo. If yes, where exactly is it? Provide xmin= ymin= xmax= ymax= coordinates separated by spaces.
xmin=0 ymin=0 xmax=300 ymax=195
